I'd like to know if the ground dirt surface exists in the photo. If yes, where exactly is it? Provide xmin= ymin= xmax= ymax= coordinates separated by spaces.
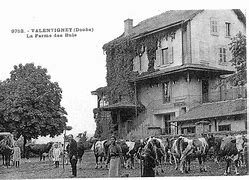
xmin=0 ymin=151 xmax=248 ymax=178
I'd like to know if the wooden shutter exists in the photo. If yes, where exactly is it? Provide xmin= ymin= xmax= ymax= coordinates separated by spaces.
xmin=169 ymin=46 xmax=174 ymax=64
xmin=155 ymin=48 xmax=161 ymax=67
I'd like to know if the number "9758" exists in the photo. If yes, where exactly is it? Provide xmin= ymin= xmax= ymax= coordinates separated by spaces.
xmin=11 ymin=29 xmax=25 ymax=33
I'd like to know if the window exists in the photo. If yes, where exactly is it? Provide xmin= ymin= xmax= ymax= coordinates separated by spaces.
xmin=161 ymin=47 xmax=173 ymax=65
xmin=164 ymin=114 xmax=171 ymax=134
xmin=218 ymin=124 xmax=231 ymax=131
xmin=210 ymin=18 xmax=218 ymax=35
xmin=162 ymin=82 xmax=170 ymax=103
xmin=139 ymin=56 xmax=142 ymax=71
xmin=219 ymin=48 xmax=226 ymax=63
xmin=225 ymin=22 xmax=231 ymax=36
xmin=181 ymin=126 xmax=196 ymax=134
xmin=181 ymin=107 xmax=187 ymax=114
xmin=162 ymin=48 xmax=168 ymax=65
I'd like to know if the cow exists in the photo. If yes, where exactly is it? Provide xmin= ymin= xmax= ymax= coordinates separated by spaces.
xmin=170 ymin=136 xmax=194 ymax=173
xmin=0 ymin=134 xmax=14 ymax=167
xmin=219 ymin=135 xmax=245 ymax=175
xmin=146 ymin=137 xmax=166 ymax=175
xmin=116 ymin=140 xmax=129 ymax=168
xmin=170 ymin=134 xmax=216 ymax=173
xmin=124 ymin=140 xmax=144 ymax=169
xmin=92 ymin=140 xmax=110 ymax=169
xmin=25 ymin=142 xmax=53 ymax=161
xmin=163 ymin=137 xmax=175 ymax=164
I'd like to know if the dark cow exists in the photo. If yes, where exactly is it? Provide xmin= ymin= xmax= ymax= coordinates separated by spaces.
xmin=140 ymin=138 xmax=158 ymax=177
xmin=147 ymin=137 xmax=166 ymax=175
xmin=215 ymin=135 xmax=245 ymax=175
xmin=26 ymin=142 xmax=53 ymax=161
xmin=117 ymin=140 xmax=129 ymax=168
xmin=0 ymin=135 xmax=14 ymax=167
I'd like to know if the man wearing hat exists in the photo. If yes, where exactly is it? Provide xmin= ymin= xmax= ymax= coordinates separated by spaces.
xmin=107 ymin=135 xmax=122 ymax=177
xmin=68 ymin=134 xmax=78 ymax=177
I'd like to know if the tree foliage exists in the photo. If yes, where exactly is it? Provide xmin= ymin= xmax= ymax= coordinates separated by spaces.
xmin=228 ymin=31 xmax=247 ymax=86
xmin=0 ymin=63 xmax=67 ymax=142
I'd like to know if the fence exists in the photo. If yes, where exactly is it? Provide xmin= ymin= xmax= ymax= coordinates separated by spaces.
xmin=155 ymin=130 xmax=247 ymax=140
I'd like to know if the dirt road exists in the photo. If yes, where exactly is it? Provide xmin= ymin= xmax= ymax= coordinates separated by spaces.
xmin=0 ymin=151 xmax=248 ymax=178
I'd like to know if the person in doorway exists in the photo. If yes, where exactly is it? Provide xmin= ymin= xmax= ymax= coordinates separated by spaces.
xmin=107 ymin=135 xmax=122 ymax=177
xmin=68 ymin=134 xmax=78 ymax=177
xmin=13 ymin=142 xmax=21 ymax=168
xmin=52 ymin=143 xmax=61 ymax=168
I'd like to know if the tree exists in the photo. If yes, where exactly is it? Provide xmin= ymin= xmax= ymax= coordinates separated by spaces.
xmin=228 ymin=31 xmax=247 ymax=86
xmin=0 ymin=63 xmax=67 ymax=155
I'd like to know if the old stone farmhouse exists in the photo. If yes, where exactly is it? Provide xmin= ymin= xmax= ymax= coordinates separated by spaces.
xmin=92 ymin=10 xmax=246 ymax=139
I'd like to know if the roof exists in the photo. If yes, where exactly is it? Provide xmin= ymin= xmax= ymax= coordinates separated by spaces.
xmin=170 ymin=98 xmax=247 ymax=122
xmin=130 ymin=64 xmax=234 ymax=82
xmin=91 ymin=86 xmax=108 ymax=96
xmin=128 ymin=10 xmax=203 ymax=38
xmin=105 ymin=9 xmax=245 ymax=46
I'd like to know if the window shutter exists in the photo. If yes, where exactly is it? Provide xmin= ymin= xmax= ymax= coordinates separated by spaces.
xmin=210 ymin=18 xmax=213 ymax=34
xmin=155 ymin=48 xmax=161 ymax=66
xmin=169 ymin=46 xmax=174 ymax=64
xmin=214 ymin=45 xmax=220 ymax=64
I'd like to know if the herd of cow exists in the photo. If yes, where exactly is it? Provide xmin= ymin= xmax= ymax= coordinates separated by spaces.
xmin=1 ymin=133 xmax=248 ymax=176
xmin=92 ymin=134 xmax=248 ymax=176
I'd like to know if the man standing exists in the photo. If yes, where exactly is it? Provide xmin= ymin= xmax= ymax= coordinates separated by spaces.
xmin=141 ymin=142 xmax=157 ymax=177
xmin=107 ymin=135 xmax=122 ymax=177
xmin=68 ymin=134 xmax=78 ymax=177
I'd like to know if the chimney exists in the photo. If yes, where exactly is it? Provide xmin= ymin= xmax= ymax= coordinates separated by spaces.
xmin=124 ymin=19 xmax=133 ymax=36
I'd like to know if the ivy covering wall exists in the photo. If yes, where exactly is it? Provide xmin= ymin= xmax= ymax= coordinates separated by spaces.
xmin=94 ymin=27 xmax=178 ymax=138
xmin=102 ymin=28 xmax=177 ymax=104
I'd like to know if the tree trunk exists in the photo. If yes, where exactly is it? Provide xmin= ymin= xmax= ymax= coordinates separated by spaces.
xmin=23 ymin=136 xmax=27 ymax=159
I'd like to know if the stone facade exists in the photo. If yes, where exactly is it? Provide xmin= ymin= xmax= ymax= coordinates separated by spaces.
xmin=92 ymin=10 xmax=246 ymax=139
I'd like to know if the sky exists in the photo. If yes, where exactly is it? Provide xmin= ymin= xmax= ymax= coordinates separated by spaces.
xmin=0 ymin=0 xmax=247 ymax=143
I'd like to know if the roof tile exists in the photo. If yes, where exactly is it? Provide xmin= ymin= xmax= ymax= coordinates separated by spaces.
xmin=171 ymin=98 xmax=247 ymax=122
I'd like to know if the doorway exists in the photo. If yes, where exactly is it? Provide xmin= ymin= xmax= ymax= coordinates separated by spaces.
xmin=202 ymin=79 xmax=209 ymax=103
xmin=164 ymin=114 xmax=171 ymax=134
